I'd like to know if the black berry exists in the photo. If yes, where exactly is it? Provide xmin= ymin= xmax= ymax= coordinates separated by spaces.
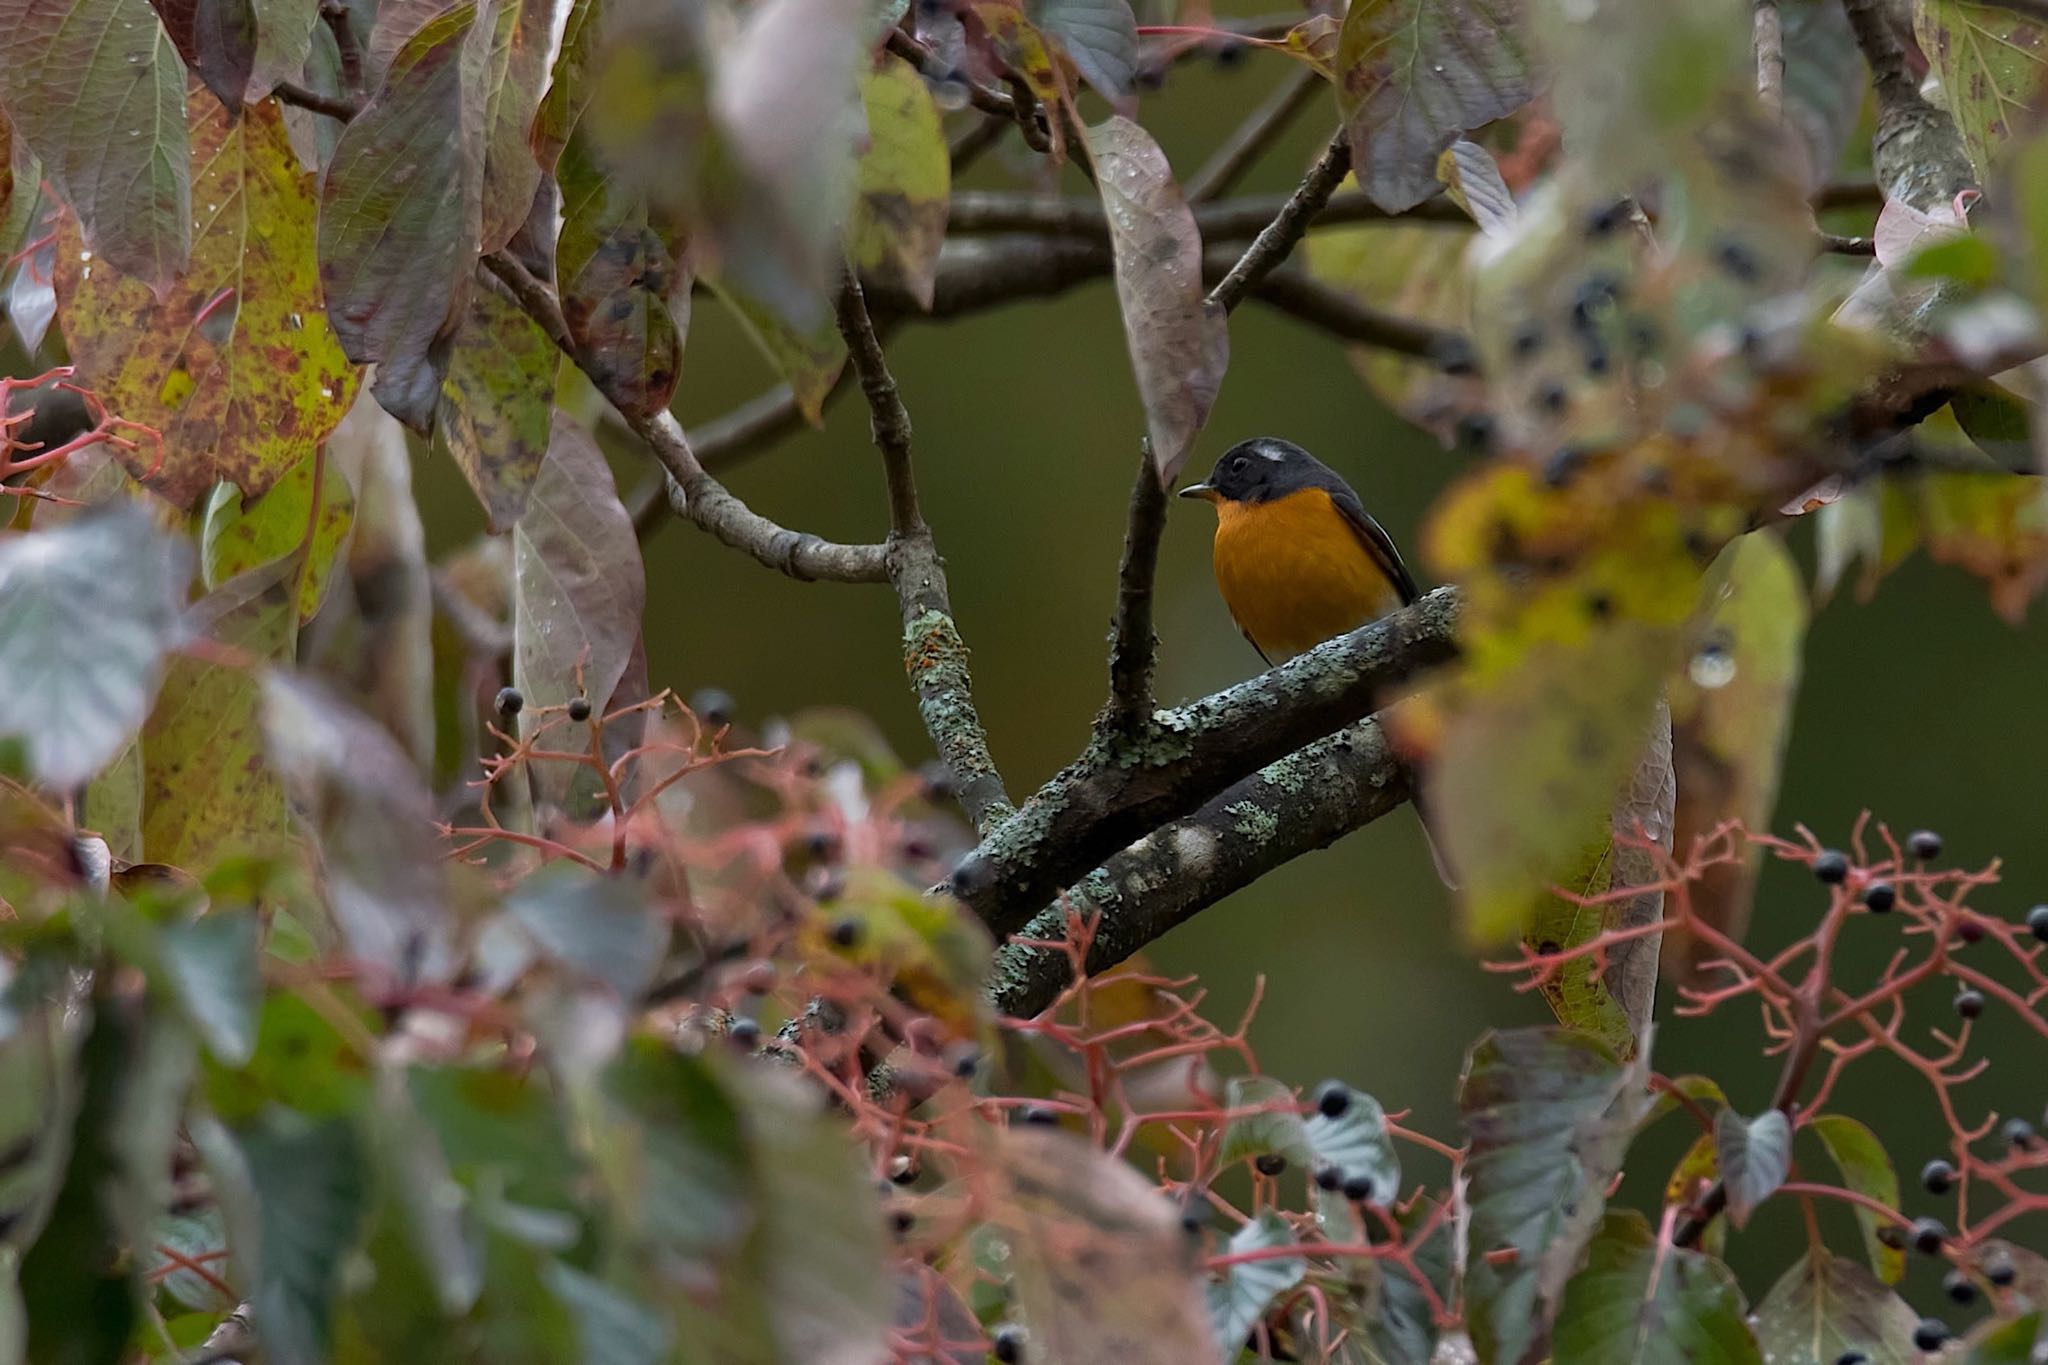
xmin=1862 ymin=881 xmax=1895 ymax=913
xmin=1987 ymin=1254 xmax=2016 ymax=1287
xmin=567 ymin=696 xmax=592 ymax=722
xmin=2027 ymin=904 xmax=2048 ymax=942
xmin=1254 ymin=1153 xmax=1287 ymax=1177
xmin=992 ymin=1325 xmax=1025 ymax=1363
xmin=1713 ymin=238 xmax=1761 ymax=282
xmin=1313 ymin=1162 xmax=1344 ymax=1192
xmin=1535 ymin=379 xmax=1569 ymax=414
xmin=1585 ymin=200 xmax=1630 ymax=238
xmin=1543 ymin=447 xmax=1584 ymax=488
xmin=1180 ymin=1203 xmax=1207 ymax=1235
xmin=888 ymin=1154 xmax=918 ymax=1185
xmin=890 ymin=1207 xmax=915 ymax=1236
xmin=1912 ymin=1318 xmax=1949 ymax=1352
xmin=1211 ymin=37 xmax=1247 ymax=67
xmin=1315 ymin=1081 xmax=1352 ymax=1119
xmin=495 ymin=685 xmax=523 ymax=717
xmin=1341 ymin=1172 xmax=1376 ymax=1203
xmin=1509 ymin=321 xmax=1544 ymax=358
xmin=1943 ymin=1268 xmax=1977 ymax=1305
xmin=1911 ymin=1216 xmax=1947 ymax=1255
xmin=2005 ymin=1117 xmax=2036 ymax=1150
xmin=1921 ymin=1158 xmax=1955 ymax=1194
xmin=1909 ymin=829 xmax=1944 ymax=860
xmin=1017 ymin=1105 xmax=1058 ymax=1128
xmin=726 ymin=1016 xmax=761 ymax=1048
xmin=690 ymin=687 xmax=736 ymax=727
xmin=1430 ymin=334 xmax=1479 ymax=375
xmin=1455 ymin=413 xmax=1496 ymax=452
xmin=951 ymin=1048 xmax=980 ymax=1078
xmin=1955 ymin=989 xmax=1986 ymax=1019
xmin=827 ymin=916 xmax=862 ymax=948
xmin=1956 ymin=917 xmax=1985 ymax=945
xmin=804 ymin=826 xmax=842 ymax=861
xmin=1835 ymin=1353 xmax=1867 ymax=1365
xmin=1813 ymin=850 xmax=1849 ymax=884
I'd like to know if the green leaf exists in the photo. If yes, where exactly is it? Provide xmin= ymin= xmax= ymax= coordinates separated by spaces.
xmin=1639 ymin=1074 xmax=1729 ymax=1131
xmin=1914 ymin=1 xmax=2046 ymax=181
xmin=1347 ymin=1199 xmax=1451 ymax=1365
xmin=199 ymin=448 xmax=357 ymax=620
xmin=1218 ymin=1074 xmax=1312 ymax=1167
xmin=1460 ymin=1026 xmax=1642 ymax=1365
xmin=21 ymin=993 xmax=196 ymax=1365
xmin=503 ymin=862 xmax=669 ymax=1000
xmin=596 ymin=1041 xmax=752 ymax=1264
xmin=1336 ymin=0 xmax=1531 ymax=212
xmin=141 ymin=568 xmax=293 ymax=871
xmin=1952 ymin=384 xmax=2033 ymax=469
xmin=512 ymin=413 xmax=646 ymax=804
xmin=1084 ymin=116 xmax=1227 ymax=486
xmin=238 ymin=1111 xmax=369 ymax=1365
xmin=1752 ymin=1252 xmax=1919 ymax=1365
xmin=1028 ymin=0 xmax=1139 ymax=109
xmin=849 ymin=61 xmax=950 ymax=314
xmin=146 ymin=1206 xmax=236 ymax=1312
xmin=1808 ymin=1113 xmax=1906 ymax=1285
xmin=1968 ymin=1311 xmax=2047 ymax=1363
xmin=0 ymin=501 xmax=189 ymax=789
xmin=1306 ymin=1090 xmax=1401 ymax=1206
xmin=1208 ymin=1210 xmax=1303 ymax=1355
xmin=439 ymin=283 xmax=559 ymax=530
xmin=1668 ymin=534 xmax=1806 ymax=981
xmin=206 ymin=991 xmax=369 ymax=1121
xmin=709 ymin=278 xmax=846 ymax=429
xmin=0 ymin=0 xmax=190 ymax=287
xmin=319 ymin=3 xmax=485 ymax=430
xmin=1715 ymin=1108 xmax=1791 ymax=1227
xmin=55 ymin=93 xmax=355 ymax=509
xmin=540 ymin=1261 xmax=671 ymax=1365
xmin=478 ymin=0 xmax=565 ymax=252
xmin=261 ymin=673 xmax=452 ymax=978
xmin=1552 ymin=1210 xmax=1761 ymax=1364
xmin=158 ymin=910 xmax=261 ymax=1065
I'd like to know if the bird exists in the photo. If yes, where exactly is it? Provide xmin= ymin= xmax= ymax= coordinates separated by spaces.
xmin=1179 ymin=435 xmax=1455 ymax=886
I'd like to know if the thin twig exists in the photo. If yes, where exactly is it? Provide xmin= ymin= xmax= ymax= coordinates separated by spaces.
xmin=1207 ymin=129 xmax=1354 ymax=314
xmin=884 ymin=28 xmax=1051 ymax=153
xmin=945 ymin=188 xmax=1467 ymax=240
xmin=1185 ymin=63 xmax=1323 ymax=203
xmin=274 ymin=79 xmax=360 ymax=122
xmin=1100 ymin=447 xmax=1169 ymax=735
xmin=834 ymin=276 xmax=924 ymax=537
xmin=1753 ymin=0 xmax=1785 ymax=120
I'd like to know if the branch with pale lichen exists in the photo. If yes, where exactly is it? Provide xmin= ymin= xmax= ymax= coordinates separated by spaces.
xmin=953 ymin=588 xmax=1461 ymax=937
xmin=987 ymin=719 xmax=1413 ymax=1019
xmin=1841 ymin=0 xmax=1975 ymax=212
xmin=835 ymin=275 xmax=1015 ymax=830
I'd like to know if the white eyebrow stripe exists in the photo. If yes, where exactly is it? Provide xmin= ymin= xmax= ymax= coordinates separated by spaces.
xmin=1254 ymin=446 xmax=1285 ymax=461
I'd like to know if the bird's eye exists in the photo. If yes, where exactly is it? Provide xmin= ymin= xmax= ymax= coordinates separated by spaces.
xmin=1228 ymin=454 xmax=1248 ymax=472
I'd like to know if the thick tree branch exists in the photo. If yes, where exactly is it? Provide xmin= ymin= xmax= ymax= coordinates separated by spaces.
xmin=482 ymin=252 xmax=889 ymax=583
xmin=1841 ymin=0 xmax=1975 ymax=212
xmin=952 ymin=587 xmax=1461 ymax=936
xmin=1185 ymin=64 xmax=1324 ymax=203
xmin=834 ymin=274 xmax=1014 ymax=829
xmin=988 ymin=719 xmax=1413 ymax=1019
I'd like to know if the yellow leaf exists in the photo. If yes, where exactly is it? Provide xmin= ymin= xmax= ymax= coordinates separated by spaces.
xmin=850 ymin=61 xmax=949 ymax=312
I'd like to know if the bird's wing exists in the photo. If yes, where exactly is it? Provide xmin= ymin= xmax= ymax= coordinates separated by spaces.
xmin=1327 ymin=485 xmax=1421 ymax=605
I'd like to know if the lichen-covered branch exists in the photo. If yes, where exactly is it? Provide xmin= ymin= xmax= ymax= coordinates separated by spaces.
xmin=987 ymin=719 xmax=1413 ymax=1019
xmin=1841 ymin=0 xmax=1975 ymax=211
xmin=835 ymin=273 xmax=1014 ymax=830
xmin=952 ymin=587 xmax=1461 ymax=936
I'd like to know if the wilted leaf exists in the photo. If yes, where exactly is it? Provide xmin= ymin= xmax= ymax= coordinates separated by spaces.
xmin=1438 ymin=140 xmax=1516 ymax=235
xmin=1277 ymin=15 xmax=1340 ymax=80
xmin=238 ymin=1112 xmax=369 ymax=1365
xmin=55 ymin=95 xmax=356 ymax=508
xmin=1808 ymin=1113 xmax=1906 ymax=1285
xmin=512 ymin=413 xmax=646 ymax=806
xmin=1752 ymin=1252 xmax=1919 ymax=1365
xmin=1665 ymin=534 xmax=1806 ymax=982
xmin=1460 ymin=1026 xmax=1642 ymax=1365
xmin=478 ymin=0 xmax=565 ymax=252
xmin=1335 ymin=0 xmax=1531 ymax=213
xmin=799 ymin=866 xmax=992 ymax=1040
xmin=1714 ymin=1108 xmax=1790 ymax=1227
xmin=1208 ymin=1210 xmax=1301 ymax=1355
xmin=993 ymin=1126 xmax=1214 ymax=1365
xmin=850 ymin=61 xmax=949 ymax=313
xmin=439 ymin=283 xmax=559 ymax=529
xmin=1028 ymin=0 xmax=1138 ymax=110
xmin=142 ymin=570 xmax=293 ymax=870
xmin=199 ymin=447 xmax=357 ymax=620
xmin=1551 ymin=1210 xmax=1761 ymax=1364
xmin=320 ymin=4 xmax=485 ymax=430
xmin=1914 ymin=1 xmax=2046 ymax=182
xmin=1084 ymin=116 xmax=1227 ymax=486
xmin=1907 ymin=471 xmax=2048 ymax=621
xmin=0 ymin=501 xmax=188 ymax=789
xmin=710 ymin=278 xmax=844 ymax=429
xmin=0 ymin=0 xmax=190 ymax=286
xmin=261 ymin=673 xmax=453 ymax=980
xmin=504 ymin=862 xmax=669 ymax=1000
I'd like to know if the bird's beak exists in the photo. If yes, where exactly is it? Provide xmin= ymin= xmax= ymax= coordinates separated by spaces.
xmin=1179 ymin=483 xmax=1220 ymax=503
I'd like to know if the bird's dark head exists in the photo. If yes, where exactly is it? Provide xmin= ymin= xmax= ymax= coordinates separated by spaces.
xmin=1179 ymin=437 xmax=1324 ymax=506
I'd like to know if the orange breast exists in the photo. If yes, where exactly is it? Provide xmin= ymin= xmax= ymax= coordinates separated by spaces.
xmin=1211 ymin=489 xmax=1404 ymax=661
